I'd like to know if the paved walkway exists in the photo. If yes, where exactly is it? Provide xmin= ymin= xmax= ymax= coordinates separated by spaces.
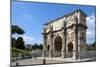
xmin=11 ymin=58 xmax=63 ymax=66
xmin=37 ymin=57 xmax=96 ymax=62
xmin=11 ymin=57 xmax=95 ymax=66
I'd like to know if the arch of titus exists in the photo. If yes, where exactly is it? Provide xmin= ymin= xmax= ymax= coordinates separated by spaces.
xmin=42 ymin=9 xmax=88 ymax=60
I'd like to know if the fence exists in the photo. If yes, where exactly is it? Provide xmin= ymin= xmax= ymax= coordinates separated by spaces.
xmin=11 ymin=50 xmax=96 ymax=62
xmin=31 ymin=50 xmax=96 ymax=58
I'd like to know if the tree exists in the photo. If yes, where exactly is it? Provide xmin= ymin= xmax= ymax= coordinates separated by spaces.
xmin=86 ymin=43 xmax=91 ymax=50
xmin=12 ymin=38 xmax=16 ymax=47
xmin=32 ymin=43 xmax=43 ymax=50
xmin=11 ymin=25 xmax=25 ymax=48
xmin=15 ymin=37 xmax=25 ymax=49
xmin=91 ymin=41 xmax=96 ymax=48
xmin=12 ymin=25 xmax=25 ymax=35
xmin=32 ymin=43 xmax=38 ymax=50
xmin=25 ymin=44 xmax=32 ymax=51
xmin=38 ymin=43 xmax=43 ymax=50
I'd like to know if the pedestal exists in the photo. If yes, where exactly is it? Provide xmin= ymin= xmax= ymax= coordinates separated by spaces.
xmin=61 ymin=50 xmax=66 ymax=58
xmin=73 ymin=50 xmax=77 ymax=61
xmin=49 ymin=51 xmax=53 ymax=57
xmin=42 ymin=50 xmax=46 ymax=57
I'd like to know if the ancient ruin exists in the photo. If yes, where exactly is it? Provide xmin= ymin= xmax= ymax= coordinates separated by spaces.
xmin=42 ymin=9 xmax=87 ymax=60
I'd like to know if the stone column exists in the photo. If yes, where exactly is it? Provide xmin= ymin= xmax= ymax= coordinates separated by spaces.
xmin=49 ymin=37 xmax=53 ymax=57
xmin=53 ymin=39 xmax=55 ymax=52
xmin=66 ymin=42 xmax=68 ymax=58
xmin=61 ymin=21 xmax=66 ymax=58
xmin=43 ymin=34 xmax=47 ymax=57
xmin=83 ymin=32 xmax=87 ymax=57
xmin=72 ymin=16 xmax=79 ymax=61
xmin=42 ymin=26 xmax=47 ymax=57
xmin=49 ymin=26 xmax=53 ymax=57
xmin=61 ymin=32 xmax=66 ymax=58
xmin=78 ymin=29 xmax=81 ymax=59
xmin=73 ymin=25 xmax=78 ymax=61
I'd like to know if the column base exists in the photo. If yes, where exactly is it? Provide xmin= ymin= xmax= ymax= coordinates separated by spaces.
xmin=49 ymin=51 xmax=53 ymax=57
xmin=66 ymin=52 xmax=68 ymax=58
xmin=42 ymin=50 xmax=46 ymax=57
xmin=72 ymin=50 xmax=77 ymax=61
xmin=61 ymin=50 xmax=66 ymax=58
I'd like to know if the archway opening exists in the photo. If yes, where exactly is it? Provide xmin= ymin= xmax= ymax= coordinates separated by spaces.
xmin=54 ymin=36 xmax=62 ymax=57
xmin=54 ymin=36 xmax=62 ymax=51
xmin=68 ymin=42 xmax=73 ymax=57
xmin=47 ymin=45 xmax=50 ymax=51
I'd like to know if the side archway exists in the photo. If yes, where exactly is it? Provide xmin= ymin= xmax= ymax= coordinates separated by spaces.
xmin=47 ymin=45 xmax=50 ymax=51
xmin=54 ymin=36 xmax=62 ymax=57
xmin=68 ymin=42 xmax=73 ymax=57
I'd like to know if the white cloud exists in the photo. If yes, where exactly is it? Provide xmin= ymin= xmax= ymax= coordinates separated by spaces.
xmin=12 ymin=34 xmax=43 ymax=44
xmin=23 ymin=14 xmax=29 ymax=18
xmin=19 ymin=35 xmax=35 ymax=44
xmin=12 ymin=34 xmax=35 ymax=44
xmin=87 ymin=31 xmax=94 ymax=36
xmin=87 ymin=14 xmax=95 ymax=25
xmin=86 ymin=14 xmax=96 ymax=44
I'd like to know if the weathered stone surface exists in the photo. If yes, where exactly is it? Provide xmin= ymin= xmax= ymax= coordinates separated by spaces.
xmin=42 ymin=9 xmax=87 ymax=60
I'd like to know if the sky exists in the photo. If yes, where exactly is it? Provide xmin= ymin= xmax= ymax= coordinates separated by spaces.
xmin=11 ymin=1 xmax=96 ymax=45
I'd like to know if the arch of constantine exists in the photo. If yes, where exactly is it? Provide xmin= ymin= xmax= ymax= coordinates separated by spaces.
xmin=42 ymin=9 xmax=87 ymax=60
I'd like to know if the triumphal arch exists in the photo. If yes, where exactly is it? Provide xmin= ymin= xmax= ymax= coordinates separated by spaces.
xmin=42 ymin=9 xmax=87 ymax=60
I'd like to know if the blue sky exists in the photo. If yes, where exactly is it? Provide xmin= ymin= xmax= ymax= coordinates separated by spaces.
xmin=12 ymin=1 xmax=96 ymax=45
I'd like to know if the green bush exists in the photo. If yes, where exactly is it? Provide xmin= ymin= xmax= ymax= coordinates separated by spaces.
xmin=12 ymin=47 xmax=31 ymax=57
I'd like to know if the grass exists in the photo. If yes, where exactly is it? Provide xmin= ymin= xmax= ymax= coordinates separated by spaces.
xmin=12 ymin=47 xmax=31 ymax=58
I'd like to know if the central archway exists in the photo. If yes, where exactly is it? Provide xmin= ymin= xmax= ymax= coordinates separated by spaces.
xmin=54 ymin=36 xmax=62 ymax=57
